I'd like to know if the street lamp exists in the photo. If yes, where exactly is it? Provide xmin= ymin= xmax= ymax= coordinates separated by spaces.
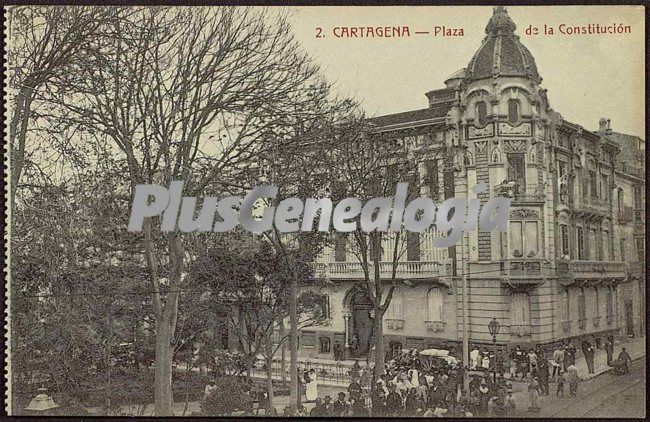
xmin=488 ymin=318 xmax=500 ymax=344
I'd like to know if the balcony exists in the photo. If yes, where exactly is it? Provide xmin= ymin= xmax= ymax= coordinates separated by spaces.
xmin=312 ymin=260 xmax=451 ymax=281
xmin=495 ymin=182 xmax=545 ymax=203
xmin=593 ymin=316 xmax=601 ymax=328
xmin=561 ymin=320 xmax=572 ymax=333
xmin=556 ymin=260 xmax=627 ymax=283
xmin=386 ymin=319 xmax=405 ymax=330
xmin=510 ymin=325 xmax=531 ymax=337
xmin=573 ymin=196 xmax=610 ymax=217
xmin=500 ymin=259 xmax=547 ymax=285
xmin=425 ymin=321 xmax=446 ymax=333
xmin=617 ymin=162 xmax=644 ymax=178
xmin=578 ymin=319 xmax=587 ymax=329
xmin=618 ymin=206 xmax=634 ymax=224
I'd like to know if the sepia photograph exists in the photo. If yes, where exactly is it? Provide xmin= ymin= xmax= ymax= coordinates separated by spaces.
xmin=4 ymin=4 xmax=646 ymax=418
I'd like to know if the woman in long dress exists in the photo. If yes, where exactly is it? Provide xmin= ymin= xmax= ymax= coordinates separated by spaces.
xmin=528 ymin=376 xmax=540 ymax=412
xmin=305 ymin=369 xmax=318 ymax=402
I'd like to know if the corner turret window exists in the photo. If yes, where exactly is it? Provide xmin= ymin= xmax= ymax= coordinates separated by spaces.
xmin=507 ymin=99 xmax=519 ymax=125
xmin=476 ymin=101 xmax=487 ymax=126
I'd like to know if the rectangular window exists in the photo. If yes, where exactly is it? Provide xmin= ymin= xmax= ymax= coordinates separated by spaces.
xmin=407 ymin=232 xmax=420 ymax=261
xmin=602 ymin=231 xmax=610 ymax=261
xmin=507 ymin=153 xmax=526 ymax=195
xmin=387 ymin=288 xmax=403 ymax=320
xmin=588 ymin=229 xmax=597 ymax=260
xmin=620 ymin=238 xmax=625 ymax=262
xmin=636 ymin=238 xmax=644 ymax=263
xmin=601 ymin=175 xmax=609 ymax=202
xmin=606 ymin=288 xmax=614 ymax=317
xmin=427 ymin=287 xmax=444 ymax=322
xmin=510 ymin=221 xmax=524 ymax=258
xmin=589 ymin=171 xmax=598 ymax=198
xmin=560 ymin=224 xmax=570 ymax=258
xmin=511 ymin=293 xmax=530 ymax=325
xmin=577 ymin=227 xmax=585 ymax=260
xmin=334 ymin=234 xmax=347 ymax=262
xmin=301 ymin=331 xmax=316 ymax=348
xmin=524 ymin=221 xmax=539 ymax=257
xmin=424 ymin=160 xmax=439 ymax=200
xmin=319 ymin=337 xmax=331 ymax=354
xmin=579 ymin=289 xmax=587 ymax=321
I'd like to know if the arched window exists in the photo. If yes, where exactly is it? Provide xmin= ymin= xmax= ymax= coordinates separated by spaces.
xmin=507 ymin=99 xmax=519 ymax=125
xmin=427 ymin=287 xmax=444 ymax=322
xmin=476 ymin=101 xmax=487 ymax=126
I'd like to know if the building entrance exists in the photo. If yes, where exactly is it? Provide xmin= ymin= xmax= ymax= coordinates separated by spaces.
xmin=350 ymin=290 xmax=374 ymax=357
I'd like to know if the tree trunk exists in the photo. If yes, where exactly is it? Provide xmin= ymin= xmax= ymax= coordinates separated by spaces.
xmin=265 ymin=340 xmax=275 ymax=416
xmin=289 ymin=271 xmax=298 ymax=411
xmin=154 ymin=319 xmax=174 ymax=416
xmin=373 ymin=311 xmax=385 ymax=383
xmin=9 ymin=85 xmax=34 ymax=208
xmin=280 ymin=322 xmax=286 ymax=384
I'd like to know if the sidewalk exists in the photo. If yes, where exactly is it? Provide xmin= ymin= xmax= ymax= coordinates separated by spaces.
xmin=573 ymin=336 xmax=645 ymax=381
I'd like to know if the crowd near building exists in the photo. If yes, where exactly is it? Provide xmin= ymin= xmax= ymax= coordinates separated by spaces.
xmin=216 ymin=7 xmax=645 ymax=362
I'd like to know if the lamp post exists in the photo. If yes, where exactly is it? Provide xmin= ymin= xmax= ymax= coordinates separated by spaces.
xmin=488 ymin=318 xmax=500 ymax=345
xmin=488 ymin=318 xmax=500 ymax=383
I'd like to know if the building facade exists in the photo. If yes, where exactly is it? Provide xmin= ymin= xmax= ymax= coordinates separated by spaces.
xmin=296 ymin=7 xmax=645 ymax=360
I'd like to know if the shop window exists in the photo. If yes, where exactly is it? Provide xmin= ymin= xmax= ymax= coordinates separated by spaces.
xmin=319 ymin=337 xmax=331 ymax=354
xmin=507 ymin=99 xmax=520 ymax=125
xmin=427 ymin=287 xmax=444 ymax=322
xmin=594 ymin=287 xmax=600 ymax=317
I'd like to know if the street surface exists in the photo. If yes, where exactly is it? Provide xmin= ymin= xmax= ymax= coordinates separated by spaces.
xmin=514 ymin=359 xmax=645 ymax=419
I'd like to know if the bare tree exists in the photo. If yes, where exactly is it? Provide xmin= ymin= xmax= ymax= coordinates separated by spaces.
xmin=42 ymin=6 xmax=336 ymax=415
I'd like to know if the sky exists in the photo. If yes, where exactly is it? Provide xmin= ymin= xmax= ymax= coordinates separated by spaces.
xmin=287 ymin=6 xmax=645 ymax=138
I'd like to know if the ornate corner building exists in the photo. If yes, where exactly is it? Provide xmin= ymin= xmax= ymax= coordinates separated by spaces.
xmin=297 ymin=7 xmax=645 ymax=359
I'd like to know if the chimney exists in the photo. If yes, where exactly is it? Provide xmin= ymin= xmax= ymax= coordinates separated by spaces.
xmin=606 ymin=119 xmax=612 ymax=134
xmin=598 ymin=118 xmax=607 ymax=133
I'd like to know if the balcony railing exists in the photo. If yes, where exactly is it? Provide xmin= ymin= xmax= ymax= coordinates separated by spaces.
xmin=618 ymin=206 xmax=634 ymax=224
xmin=593 ymin=316 xmax=601 ymax=328
xmin=510 ymin=325 xmax=531 ymax=337
xmin=556 ymin=260 xmax=627 ymax=280
xmin=386 ymin=319 xmax=405 ymax=330
xmin=425 ymin=321 xmax=446 ymax=333
xmin=500 ymin=259 xmax=546 ymax=283
xmin=312 ymin=260 xmax=450 ymax=281
xmin=573 ymin=196 xmax=610 ymax=215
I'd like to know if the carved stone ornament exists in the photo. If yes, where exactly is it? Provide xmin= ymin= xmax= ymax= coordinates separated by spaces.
xmin=491 ymin=147 xmax=501 ymax=163
xmin=468 ymin=123 xmax=494 ymax=139
xmin=498 ymin=122 xmax=532 ymax=136
xmin=475 ymin=141 xmax=487 ymax=155
xmin=509 ymin=208 xmax=539 ymax=219
xmin=503 ymin=139 xmax=527 ymax=153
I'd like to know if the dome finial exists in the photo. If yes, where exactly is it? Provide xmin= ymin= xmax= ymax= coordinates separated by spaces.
xmin=485 ymin=6 xmax=516 ymax=35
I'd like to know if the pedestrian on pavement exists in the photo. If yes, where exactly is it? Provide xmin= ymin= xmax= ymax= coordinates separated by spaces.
xmin=556 ymin=370 xmax=565 ymax=397
xmin=305 ymin=369 xmax=318 ymax=402
xmin=527 ymin=349 xmax=538 ymax=374
xmin=604 ymin=337 xmax=614 ymax=366
xmin=527 ymin=376 xmax=541 ymax=412
xmin=552 ymin=345 xmax=565 ymax=379
xmin=332 ymin=392 xmax=350 ymax=416
xmin=504 ymin=391 xmax=516 ymax=415
xmin=585 ymin=342 xmax=596 ymax=374
xmin=538 ymin=359 xmax=550 ymax=395
xmin=385 ymin=383 xmax=403 ymax=416
xmin=566 ymin=343 xmax=577 ymax=366
xmin=566 ymin=364 xmax=579 ymax=396
xmin=348 ymin=376 xmax=363 ymax=400
xmin=616 ymin=347 xmax=632 ymax=374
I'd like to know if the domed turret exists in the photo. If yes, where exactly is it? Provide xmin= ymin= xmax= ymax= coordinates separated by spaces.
xmin=465 ymin=7 xmax=542 ymax=83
